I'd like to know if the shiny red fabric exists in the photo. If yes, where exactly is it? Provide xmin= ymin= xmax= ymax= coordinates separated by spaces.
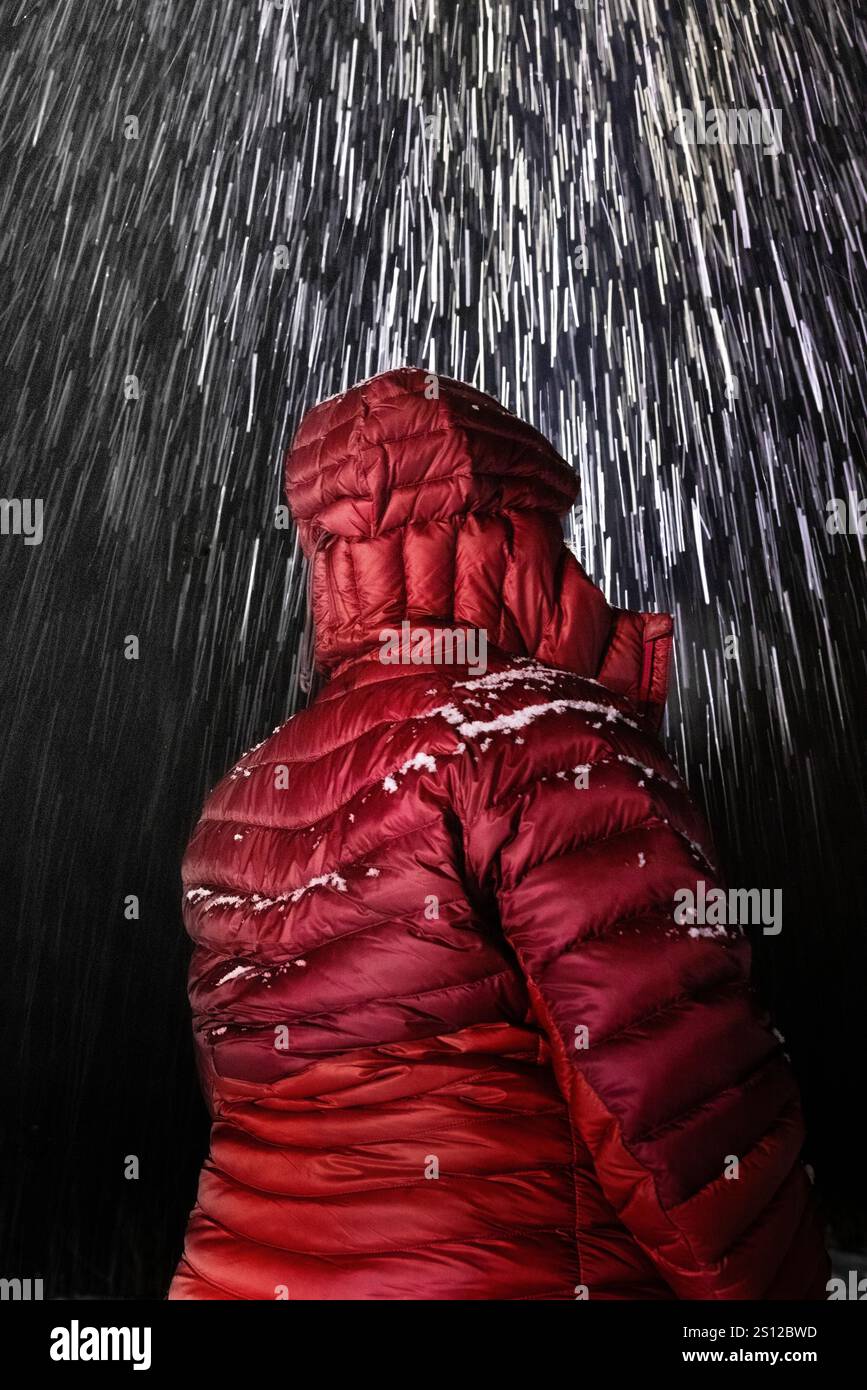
xmin=169 ymin=368 xmax=828 ymax=1300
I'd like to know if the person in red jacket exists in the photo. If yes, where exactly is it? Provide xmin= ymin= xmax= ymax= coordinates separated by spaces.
xmin=169 ymin=367 xmax=828 ymax=1300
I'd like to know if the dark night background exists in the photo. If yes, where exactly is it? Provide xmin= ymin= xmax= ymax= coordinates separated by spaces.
xmin=1 ymin=0 xmax=865 ymax=1297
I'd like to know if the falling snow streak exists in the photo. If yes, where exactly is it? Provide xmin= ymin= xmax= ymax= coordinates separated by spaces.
xmin=0 ymin=0 xmax=865 ymax=1290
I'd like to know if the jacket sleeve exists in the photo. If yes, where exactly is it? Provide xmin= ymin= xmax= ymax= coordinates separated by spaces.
xmin=457 ymin=717 xmax=828 ymax=1300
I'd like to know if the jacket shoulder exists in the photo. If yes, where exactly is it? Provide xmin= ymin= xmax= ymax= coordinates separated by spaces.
xmin=433 ymin=658 xmax=680 ymax=805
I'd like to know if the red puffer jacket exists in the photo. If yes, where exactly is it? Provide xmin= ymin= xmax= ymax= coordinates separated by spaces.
xmin=169 ymin=368 xmax=828 ymax=1301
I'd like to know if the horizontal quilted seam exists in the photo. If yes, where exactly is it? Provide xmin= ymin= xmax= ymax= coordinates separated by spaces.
xmin=204 ymin=1160 xmax=575 ymax=1202
xmin=230 ymin=714 xmax=461 ymax=772
xmin=214 ymin=736 xmax=389 ymax=775
xmin=535 ymin=884 xmax=734 ymax=978
xmin=508 ymin=812 xmax=664 ymax=881
xmin=307 ymin=501 xmax=571 ymax=544
xmin=200 ymin=966 xmax=518 ymax=1029
xmin=215 ymin=1102 xmax=568 ymax=1151
xmin=567 ymin=964 xmax=744 ymax=1058
xmin=192 ymin=790 xmax=435 ymax=836
xmin=171 ymin=1252 xmax=248 ymax=1301
xmin=516 ymin=888 xmax=737 ymax=992
xmin=632 ymin=1048 xmax=795 ymax=1150
xmin=499 ymin=819 xmax=716 ymax=920
xmin=465 ymin=756 xmax=620 ymax=817
xmin=194 ymin=1204 xmax=575 ymax=1260
xmin=190 ymin=894 xmax=476 ymax=967
xmin=481 ymin=748 xmax=688 ymax=805
xmin=290 ymin=432 xmax=570 ymax=490
xmin=190 ymin=811 xmax=443 ymax=870
xmin=314 ymin=666 xmax=460 ymax=704
xmin=243 ymin=677 xmax=642 ymax=767
xmin=290 ymin=400 xmax=570 ymax=468
xmin=215 ymin=1083 xmax=563 ymax=1138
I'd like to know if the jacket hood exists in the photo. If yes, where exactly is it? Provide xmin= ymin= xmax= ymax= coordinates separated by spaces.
xmin=285 ymin=367 xmax=672 ymax=727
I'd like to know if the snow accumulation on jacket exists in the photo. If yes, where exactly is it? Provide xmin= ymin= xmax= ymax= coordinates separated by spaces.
xmin=169 ymin=367 xmax=828 ymax=1301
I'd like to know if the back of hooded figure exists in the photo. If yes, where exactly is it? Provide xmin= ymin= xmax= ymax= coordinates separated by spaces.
xmin=169 ymin=367 xmax=828 ymax=1301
